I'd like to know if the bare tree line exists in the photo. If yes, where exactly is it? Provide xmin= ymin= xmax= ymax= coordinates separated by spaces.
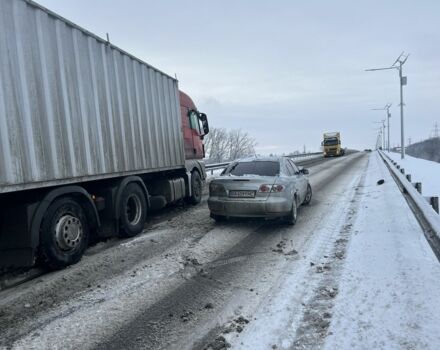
xmin=204 ymin=128 xmax=257 ymax=163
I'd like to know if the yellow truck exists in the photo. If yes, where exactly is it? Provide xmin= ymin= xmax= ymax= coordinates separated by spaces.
xmin=322 ymin=132 xmax=345 ymax=157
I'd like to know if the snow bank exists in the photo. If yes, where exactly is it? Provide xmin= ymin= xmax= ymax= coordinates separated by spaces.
xmin=387 ymin=151 xmax=440 ymax=198
xmin=382 ymin=151 xmax=440 ymax=237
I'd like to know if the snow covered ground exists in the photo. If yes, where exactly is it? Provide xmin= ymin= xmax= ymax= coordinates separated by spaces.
xmin=387 ymin=151 xmax=440 ymax=198
xmin=231 ymin=152 xmax=440 ymax=349
xmin=324 ymin=152 xmax=440 ymax=349
xmin=2 ymin=152 xmax=440 ymax=350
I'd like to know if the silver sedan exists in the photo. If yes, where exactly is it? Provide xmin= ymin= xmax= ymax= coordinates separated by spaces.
xmin=208 ymin=156 xmax=312 ymax=224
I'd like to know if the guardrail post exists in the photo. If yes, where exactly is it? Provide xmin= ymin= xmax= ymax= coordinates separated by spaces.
xmin=397 ymin=165 xmax=400 ymax=169
xmin=413 ymin=182 xmax=422 ymax=194
xmin=406 ymin=174 xmax=411 ymax=182
xmin=400 ymin=168 xmax=405 ymax=174
xmin=432 ymin=197 xmax=439 ymax=214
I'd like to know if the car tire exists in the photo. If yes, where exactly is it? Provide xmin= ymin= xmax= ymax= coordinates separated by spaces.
xmin=118 ymin=183 xmax=148 ymax=238
xmin=187 ymin=171 xmax=202 ymax=205
xmin=39 ymin=197 xmax=89 ymax=270
xmin=303 ymin=184 xmax=312 ymax=205
xmin=210 ymin=212 xmax=226 ymax=222
xmin=285 ymin=196 xmax=298 ymax=225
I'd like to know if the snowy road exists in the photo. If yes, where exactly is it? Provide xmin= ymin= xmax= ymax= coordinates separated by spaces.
xmin=1 ymin=152 xmax=439 ymax=350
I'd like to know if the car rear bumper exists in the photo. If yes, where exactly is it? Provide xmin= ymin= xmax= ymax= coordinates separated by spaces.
xmin=208 ymin=196 xmax=291 ymax=218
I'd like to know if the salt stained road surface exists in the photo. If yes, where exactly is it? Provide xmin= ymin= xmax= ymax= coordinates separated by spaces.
xmin=233 ymin=152 xmax=440 ymax=349
xmin=2 ymin=152 xmax=440 ymax=350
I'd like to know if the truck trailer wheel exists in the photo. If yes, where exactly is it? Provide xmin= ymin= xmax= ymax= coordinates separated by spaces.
xmin=39 ymin=197 xmax=89 ymax=269
xmin=187 ymin=171 xmax=202 ymax=205
xmin=118 ymin=183 xmax=147 ymax=237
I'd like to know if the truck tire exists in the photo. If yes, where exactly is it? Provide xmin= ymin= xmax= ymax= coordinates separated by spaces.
xmin=118 ymin=182 xmax=147 ymax=237
xmin=285 ymin=196 xmax=298 ymax=225
xmin=303 ymin=184 xmax=312 ymax=205
xmin=39 ymin=197 xmax=89 ymax=269
xmin=188 ymin=171 xmax=202 ymax=205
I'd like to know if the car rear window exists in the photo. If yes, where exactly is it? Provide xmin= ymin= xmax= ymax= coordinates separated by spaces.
xmin=227 ymin=161 xmax=280 ymax=176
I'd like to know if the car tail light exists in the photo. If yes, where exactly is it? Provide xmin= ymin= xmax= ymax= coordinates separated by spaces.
xmin=271 ymin=184 xmax=285 ymax=192
xmin=258 ymin=184 xmax=272 ymax=193
xmin=209 ymin=183 xmax=226 ymax=196
xmin=258 ymin=184 xmax=285 ymax=193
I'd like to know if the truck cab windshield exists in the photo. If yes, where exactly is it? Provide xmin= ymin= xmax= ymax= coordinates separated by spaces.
xmin=324 ymin=138 xmax=339 ymax=146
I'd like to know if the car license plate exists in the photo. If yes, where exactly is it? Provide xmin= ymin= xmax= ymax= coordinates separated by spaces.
xmin=229 ymin=190 xmax=255 ymax=198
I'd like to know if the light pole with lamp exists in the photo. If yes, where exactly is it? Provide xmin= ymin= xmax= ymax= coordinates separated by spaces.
xmin=366 ymin=52 xmax=409 ymax=159
xmin=374 ymin=121 xmax=386 ymax=149
xmin=372 ymin=103 xmax=392 ymax=152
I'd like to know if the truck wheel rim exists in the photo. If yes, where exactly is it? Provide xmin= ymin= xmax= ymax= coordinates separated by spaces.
xmin=126 ymin=194 xmax=142 ymax=226
xmin=194 ymin=178 xmax=201 ymax=198
xmin=55 ymin=215 xmax=83 ymax=251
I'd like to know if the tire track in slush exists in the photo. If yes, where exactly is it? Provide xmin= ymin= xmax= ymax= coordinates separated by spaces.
xmin=94 ymin=153 xmax=367 ymax=350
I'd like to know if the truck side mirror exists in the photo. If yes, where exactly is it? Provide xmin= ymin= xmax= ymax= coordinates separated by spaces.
xmin=198 ymin=113 xmax=209 ymax=136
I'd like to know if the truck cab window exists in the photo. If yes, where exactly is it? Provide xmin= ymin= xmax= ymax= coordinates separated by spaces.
xmin=189 ymin=111 xmax=201 ymax=134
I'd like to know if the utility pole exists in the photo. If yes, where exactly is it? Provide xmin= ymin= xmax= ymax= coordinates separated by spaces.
xmin=366 ymin=52 xmax=409 ymax=159
xmin=371 ymin=103 xmax=392 ymax=152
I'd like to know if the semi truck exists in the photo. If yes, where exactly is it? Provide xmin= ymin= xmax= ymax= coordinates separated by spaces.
xmin=322 ymin=132 xmax=345 ymax=157
xmin=0 ymin=0 xmax=209 ymax=269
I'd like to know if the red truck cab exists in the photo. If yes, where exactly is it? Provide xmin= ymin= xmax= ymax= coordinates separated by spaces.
xmin=180 ymin=91 xmax=209 ymax=160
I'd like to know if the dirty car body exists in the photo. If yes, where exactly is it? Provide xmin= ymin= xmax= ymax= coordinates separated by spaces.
xmin=208 ymin=156 xmax=311 ymax=220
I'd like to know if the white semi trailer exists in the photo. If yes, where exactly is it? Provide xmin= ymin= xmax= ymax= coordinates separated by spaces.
xmin=0 ymin=0 xmax=209 ymax=269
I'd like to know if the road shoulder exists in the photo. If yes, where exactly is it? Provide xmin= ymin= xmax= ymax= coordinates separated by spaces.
xmin=323 ymin=152 xmax=440 ymax=349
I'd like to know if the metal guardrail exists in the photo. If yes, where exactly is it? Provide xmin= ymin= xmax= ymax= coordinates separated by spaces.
xmin=205 ymin=162 xmax=231 ymax=174
xmin=379 ymin=151 xmax=440 ymax=256
xmin=205 ymin=152 xmax=323 ymax=175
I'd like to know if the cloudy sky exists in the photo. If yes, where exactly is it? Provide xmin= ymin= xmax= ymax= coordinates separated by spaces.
xmin=38 ymin=0 xmax=440 ymax=154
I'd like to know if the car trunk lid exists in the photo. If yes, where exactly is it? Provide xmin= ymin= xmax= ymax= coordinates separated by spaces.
xmin=213 ymin=176 xmax=277 ymax=200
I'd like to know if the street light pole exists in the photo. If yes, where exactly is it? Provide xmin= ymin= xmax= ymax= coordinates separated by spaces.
xmin=372 ymin=103 xmax=392 ymax=152
xmin=398 ymin=62 xmax=406 ymax=158
xmin=374 ymin=121 xmax=385 ymax=149
xmin=386 ymin=105 xmax=391 ymax=152
xmin=366 ymin=52 xmax=409 ymax=159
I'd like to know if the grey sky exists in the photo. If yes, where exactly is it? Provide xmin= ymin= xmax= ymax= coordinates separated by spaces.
xmin=37 ymin=0 xmax=440 ymax=154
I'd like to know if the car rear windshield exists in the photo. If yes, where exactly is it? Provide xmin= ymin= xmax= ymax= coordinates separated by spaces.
xmin=227 ymin=161 xmax=280 ymax=177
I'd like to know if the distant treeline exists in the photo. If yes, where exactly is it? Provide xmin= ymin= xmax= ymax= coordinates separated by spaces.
xmin=404 ymin=138 xmax=440 ymax=163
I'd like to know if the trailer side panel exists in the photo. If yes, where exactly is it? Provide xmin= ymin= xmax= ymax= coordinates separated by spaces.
xmin=0 ymin=0 xmax=185 ymax=193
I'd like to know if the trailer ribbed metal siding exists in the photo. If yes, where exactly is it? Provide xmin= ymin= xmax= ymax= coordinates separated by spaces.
xmin=0 ymin=0 xmax=185 ymax=193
